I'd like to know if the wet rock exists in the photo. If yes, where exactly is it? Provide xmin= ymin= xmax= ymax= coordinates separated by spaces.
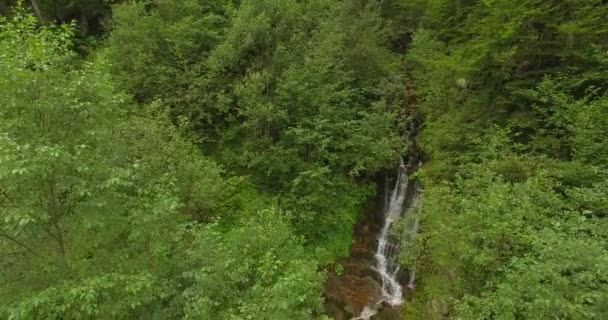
xmin=325 ymin=274 xmax=382 ymax=317
xmin=375 ymin=304 xmax=403 ymax=320
xmin=325 ymin=302 xmax=345 ymax=320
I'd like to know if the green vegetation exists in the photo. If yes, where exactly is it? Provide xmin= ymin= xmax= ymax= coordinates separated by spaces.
xmin=398 ymin=0 xmax=608 ymax=319
xmin=2 ymin=0 xmax=608 ymax=319
xmin=0 ymin=6 xmax=326 ymax=318
xmin=0 ymin=1 xmax=401 ymax=318
xmin=103 ymin=0 xmax=405 ymax=262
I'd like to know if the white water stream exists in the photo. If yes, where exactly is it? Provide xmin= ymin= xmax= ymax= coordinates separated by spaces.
xmin=349 ymin=123 xmax=423 ymax=320
xmin=353 ymin=158 xmax=421 ymax=320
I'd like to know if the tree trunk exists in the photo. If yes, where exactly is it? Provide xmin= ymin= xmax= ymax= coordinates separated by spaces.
xmin=79 ymin=12 xmax=89 ymax=36
xmin=30 ymin=0 xmax=47 ymax=24
xmin=0 ymin=1 xmax=10 ymax=16
xmin=46 ymin=176 xmax=70 ymax=270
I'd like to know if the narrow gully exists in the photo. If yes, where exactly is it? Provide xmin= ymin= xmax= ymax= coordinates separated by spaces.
xmin=325 ymin=123 xmax=422 ymax=320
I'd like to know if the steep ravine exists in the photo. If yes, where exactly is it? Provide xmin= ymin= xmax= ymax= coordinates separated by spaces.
xmin=324 ymin=124 xmax=422 ymax=320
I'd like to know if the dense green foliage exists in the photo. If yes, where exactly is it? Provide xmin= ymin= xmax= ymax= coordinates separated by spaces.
xmin=3 ymin=0 xmax=608 ymax=318
xmin=0 ymin=1 xmax=402 ymax=318
xmin=0 ymin=7 xmax=324 ymax=319
xmin=1 ymin=0 xmax=118 ymax=38
xmin=398 ymin=0 xmax=608 ymax=319
xmin=104 ymin=0 xmax=404 ymax=261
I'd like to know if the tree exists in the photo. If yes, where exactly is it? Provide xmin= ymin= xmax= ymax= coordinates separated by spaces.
xmin=104 ymin=0 xmax=406 ymax=262
xmin=0 ymin=7 xmax=328 ymax=318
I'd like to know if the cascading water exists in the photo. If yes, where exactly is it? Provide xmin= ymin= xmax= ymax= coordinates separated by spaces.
xmin=353 ymin=157 xmax=420 ymax=320
xmin=325 ymin=122 xmax=422 ymax=320
xmin=353 ymin=126 xmax=420 ymax=320
xmin=376 ymin=159 xmax=409 ymax=305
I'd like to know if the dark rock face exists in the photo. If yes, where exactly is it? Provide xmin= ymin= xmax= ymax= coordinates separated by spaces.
xmin=325 ymin=220 xmax=383 ymax=319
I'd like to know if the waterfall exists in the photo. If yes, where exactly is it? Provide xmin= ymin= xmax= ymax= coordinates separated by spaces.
xmin=376 ymin=159 xmax=409 ymax=305
xmin=353 ymin=158 xmax=419 ymax=320
xmin=353 ymin=125 xmax=421 ymax=320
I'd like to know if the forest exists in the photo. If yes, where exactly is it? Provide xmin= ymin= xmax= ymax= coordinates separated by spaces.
xmin=0 ymin=0 xmax=607 ymax=319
